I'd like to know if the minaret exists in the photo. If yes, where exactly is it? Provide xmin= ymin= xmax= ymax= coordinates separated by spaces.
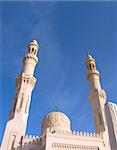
xmin=85 ymin=54 xmax=107 ymax=134
xmin=1 ymin=40 xmax=39 ymax=150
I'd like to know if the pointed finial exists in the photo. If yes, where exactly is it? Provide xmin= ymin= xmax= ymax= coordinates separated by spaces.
xmin=88 ymin=54 xmax=93 ymax=59
xmin=86 ymin=51 xmax=94 ymax=61
xmin=87 ymin=51 xmax=90 ymax=55
xmin=87 ymin=50 xmax=92 ymax=58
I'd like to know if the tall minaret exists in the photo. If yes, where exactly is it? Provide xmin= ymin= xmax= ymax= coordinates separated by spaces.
xmin=85 ymin=54 xmax=107 ymax=134
xmin=1 ymin=40 xmax=39 ymax=150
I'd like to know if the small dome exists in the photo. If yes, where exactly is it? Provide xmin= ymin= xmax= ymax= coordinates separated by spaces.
xmin=28 ymin=39 xmax=39 ymax=48
xmin=41 ymin=111 xmax=71 ymax=134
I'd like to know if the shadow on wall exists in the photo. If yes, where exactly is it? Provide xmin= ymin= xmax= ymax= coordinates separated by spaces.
xmin=16 ymin=138 xmax=41 ymax=150
xmin=105 ymin=103 xmax=117 ymax=150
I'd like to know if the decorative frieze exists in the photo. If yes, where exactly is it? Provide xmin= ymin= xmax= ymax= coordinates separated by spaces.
xmin=52 ymin=143 xmax=99 ymax=150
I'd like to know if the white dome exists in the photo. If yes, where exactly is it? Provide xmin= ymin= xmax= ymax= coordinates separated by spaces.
xmin=28 ymin=39 xmax=39 ymax=48
xmin=41 ymin=111 xmax=71 ymax=134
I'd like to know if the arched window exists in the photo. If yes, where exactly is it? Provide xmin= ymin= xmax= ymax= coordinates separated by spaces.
xmin=92 ymin=63 xmax=95 ymax=69
xmin=89 ymin=64 xmax=92 ymax=70
xmin=32 ymin=48 xmax=34 ymax=52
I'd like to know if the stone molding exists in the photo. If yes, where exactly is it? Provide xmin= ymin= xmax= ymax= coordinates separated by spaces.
xmin=24 ymin=53 xmax=38 ymax=64
xmin=87 ymin=70 xmax=100 ymax=80
xmin=16 ymin=74 xmax=36 ymax=87
xmin=89 ymin=89 xmax=107 ymax=100
xmin=52 ymin=143 xmax=99 ymax=150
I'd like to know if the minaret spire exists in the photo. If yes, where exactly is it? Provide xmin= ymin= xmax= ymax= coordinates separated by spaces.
xmin=85 ymin=54 xmax=107 ymax=133
xmin=85 ymin=54 xmax=111 ymax=149
xmin=1 ymin=40 xmax=39 ymax=150
xmin=86 ymin=53 xmax=101 ymax=90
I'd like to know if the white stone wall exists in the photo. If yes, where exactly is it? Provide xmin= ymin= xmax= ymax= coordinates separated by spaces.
xmin=20 ymin=129 xmax=108 ymax=150
xmin=105 ymin=102 xmax=117 ymax=150
xmin=45 ymin=129 xmax=106 ymax=150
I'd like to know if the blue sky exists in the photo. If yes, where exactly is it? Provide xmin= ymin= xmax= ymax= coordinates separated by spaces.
xmin=0 ymin=1 xmax=117 ymax=143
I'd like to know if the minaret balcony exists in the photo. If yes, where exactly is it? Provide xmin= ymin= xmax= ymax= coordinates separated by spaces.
xmin=87 ymin=70 xmax=100 ymax=80
xmin=24 ymin=53 xmax=38 ymax=64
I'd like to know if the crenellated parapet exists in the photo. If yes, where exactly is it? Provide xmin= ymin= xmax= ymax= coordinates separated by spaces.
xmin=47 ymin=128 xmax=102 ymax=139
xmin=20 ymin=135 xmax=41 ymax=150
xmin=71 ymin=130 xmax=101 ymax=138
xmin=23 ymin=135 xmax=40 ymax=144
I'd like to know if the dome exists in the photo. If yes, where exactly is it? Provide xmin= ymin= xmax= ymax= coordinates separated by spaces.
xmin=28 ymin=39 xmax=39 ymax=48
xmin=41 ymin=111 xmax=71 ymax=134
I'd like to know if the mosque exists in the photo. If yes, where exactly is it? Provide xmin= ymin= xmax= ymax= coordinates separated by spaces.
xmin=1 ymin=40 xmax=117 ymax=150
